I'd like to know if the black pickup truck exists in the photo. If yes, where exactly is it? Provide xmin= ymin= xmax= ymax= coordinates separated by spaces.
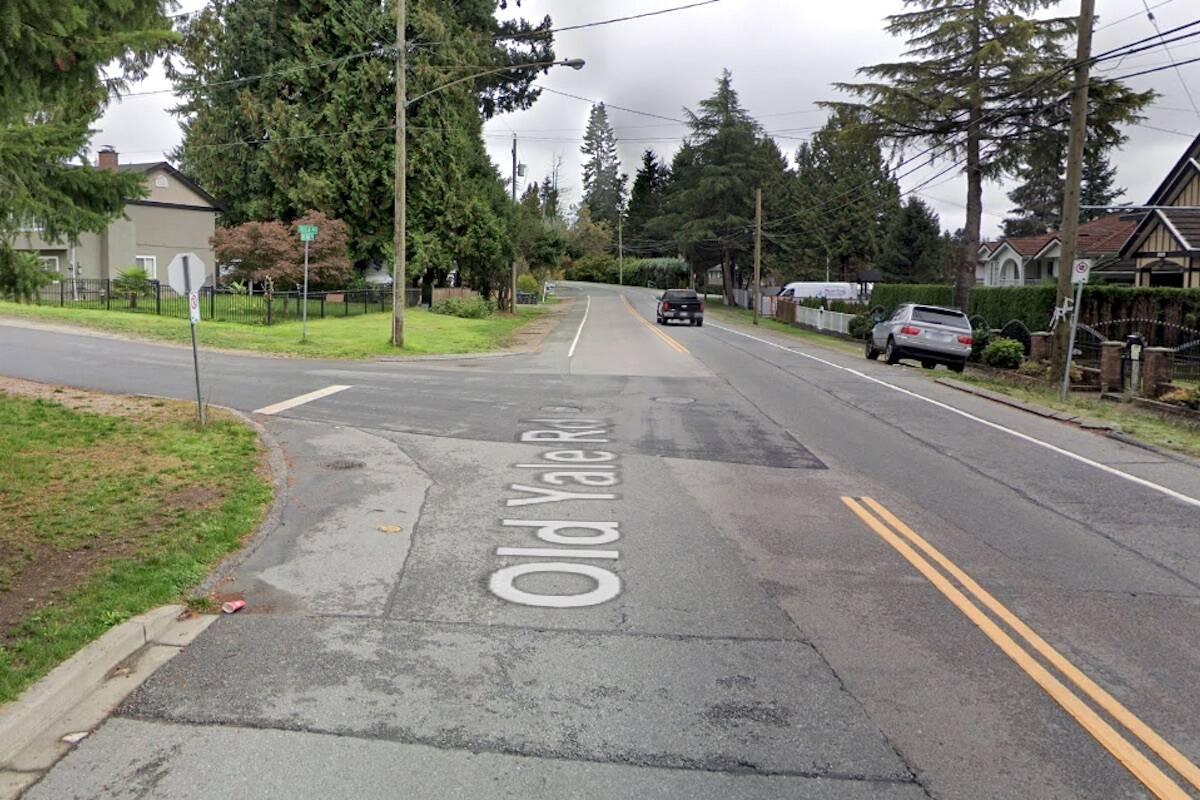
xmin=655 ymin=289 xmax=704 ymax=327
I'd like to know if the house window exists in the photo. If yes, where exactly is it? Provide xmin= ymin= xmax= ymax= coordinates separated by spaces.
xmin=38 ymin=255 xmax=59 ymax=273
xmin=135 ymin=255 xmax=157 ymax=279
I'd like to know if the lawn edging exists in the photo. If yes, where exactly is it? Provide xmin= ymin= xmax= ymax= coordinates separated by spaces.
xmin=935 ymin=377 xmax=1200 ymax=467
xmin=0 ymin=604 xmax=208 ymax=766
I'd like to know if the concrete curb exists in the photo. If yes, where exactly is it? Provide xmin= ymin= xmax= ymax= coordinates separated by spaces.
xmin=933 ymin=378 xmax=1200 ymax=466
xmin=0 ymin=604 xmax=186 ymax=766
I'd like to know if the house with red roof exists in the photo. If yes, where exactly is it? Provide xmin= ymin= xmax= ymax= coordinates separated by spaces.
xmin=1118 ymin=132 xmax=1200 ymax=288
xmin=978 ymin=215 xmax=1139 ymax=287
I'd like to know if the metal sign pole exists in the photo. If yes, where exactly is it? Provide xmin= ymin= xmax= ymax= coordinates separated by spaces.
xmin=182 ymin=255 xmax=205 ymax=426
xmin=1060 ymin=260 xmax=1090 ymax=402
xmin=302 ymin=239 xmax=310 ymax=343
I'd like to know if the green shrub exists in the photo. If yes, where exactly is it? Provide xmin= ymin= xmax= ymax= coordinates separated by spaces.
xmin=431 ymin=296 xmax=495 ymax=319
xmin=848 ymin=314 xmax=873 ymax=339
xmin=1017 ymin=360 xmax=1050 ymax=379
xmin=981 ymin=337 xmax=1024 ymax=369
xmin=869 ymin=284 xmax=954 ymax=313
xmin=0 ymin=246 xmax=55 ymax=302
xmin=516 ymin=274 xmax=540 ymax=295
xmin=969 ymin=326 xmax=991 ymax=363
xmin=567 ymin=254 xmax=617 ymax=284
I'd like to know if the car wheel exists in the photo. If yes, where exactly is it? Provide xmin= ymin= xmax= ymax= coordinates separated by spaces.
xmin=656 ymin=316 xmax=664 ymax=325
xmin=865 ymin=337 xmax=879 ymax=360
xmin=696 ymin=320 xmax=703 ymax=327
xmin=950 ymin=360 xmax=966 ymax=373
xmin=921 ymin=360 xmax=936 ymax=370
xmin=884 ymin=337 xmax=901 ymax=365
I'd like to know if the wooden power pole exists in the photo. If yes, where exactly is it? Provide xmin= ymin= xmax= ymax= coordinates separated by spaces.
xmin=753 ymin=187 xmax=762 ymax=325
xmin=618 ymin=215 xmax=624 ymax=286
xmin=1053 ymin=0 xmax=1096 ymax=373
xmin=391 ymin=0 xmax=406 ymax=347
xmin=510 ymin=134 xmax=518 ymax=312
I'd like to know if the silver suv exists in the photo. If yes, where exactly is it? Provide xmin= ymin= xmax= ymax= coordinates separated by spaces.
xmin=866 ymin=303 xmax=972 ymax=372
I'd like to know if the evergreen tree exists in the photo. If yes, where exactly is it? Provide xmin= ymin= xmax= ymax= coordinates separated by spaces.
xmin=579 ymin=103 xmax=626 ymax=228
xmin=834 ymin=1 xmax=1151 ymax=310
xmin=878 ymin=197 xmax=946 ymax=283
xmin=788 ymin=108 xmax=901 ymax=281
xmin=1 ymin=0 xmax=173 ymax=272
xmin=657 ymin=70 xmax=789 ymax=303
xmin=624 ymin=150 xmax=671 ymax=256
xmin=170 ymin=0 xmax=554 ymax=294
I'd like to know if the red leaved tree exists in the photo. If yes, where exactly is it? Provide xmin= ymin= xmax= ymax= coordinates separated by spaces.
xmin=213 ymin=210 xmax=352 ymax=288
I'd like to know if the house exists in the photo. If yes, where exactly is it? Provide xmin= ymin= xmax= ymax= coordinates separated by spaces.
xmin=15 ymin=146 xmax=221 ymax=285
xmin=978 ymin=215 xmax=1140 ymax=287
xmin=1119 ymin=132 xmax=1200 ymax=288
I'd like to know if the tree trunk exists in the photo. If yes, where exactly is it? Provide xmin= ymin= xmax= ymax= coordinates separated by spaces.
xmin=957 ymin=0 xmax=984 ymax=313
xmin=721 ymin=248 xmax=734 ymax=306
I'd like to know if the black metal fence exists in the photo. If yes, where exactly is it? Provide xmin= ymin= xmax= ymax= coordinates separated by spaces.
xmin=32 ymin=279 xmax=421 ymax=325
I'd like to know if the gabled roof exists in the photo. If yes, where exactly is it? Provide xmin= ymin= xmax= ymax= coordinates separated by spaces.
xmin=979 ymin=240 xmax=1000 ymax=255
xmin=116 ymin=161 xmax=222 ymax=209
xmin=1158 ymin=208 xmax=1200 ymax=250
xmin=1076 ymin=214 xmax=1140 ymax=256
xmin=1003 ymin=233 xmax=1058 ymax=258
xmin=1145 ymin=132 xmax=1200 ymax=208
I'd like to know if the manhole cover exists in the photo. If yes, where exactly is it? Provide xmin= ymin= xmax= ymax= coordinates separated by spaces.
xmin=324 ymin=459 xmax=365 ymax=470
xmin=541 ymin=405 xmax=582 ymax=413
xmin=654 ymin=396 xmax=695 ymax=405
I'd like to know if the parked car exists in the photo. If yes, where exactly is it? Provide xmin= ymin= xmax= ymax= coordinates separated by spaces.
xmin=656 ymin=289 xmax=704 ymax=326
xmin=866 ymin=303 xmax=972 ymax=372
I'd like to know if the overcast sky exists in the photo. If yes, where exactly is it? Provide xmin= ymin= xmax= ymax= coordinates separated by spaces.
xmin=95 ymin=0 xmax=1200 ymax=237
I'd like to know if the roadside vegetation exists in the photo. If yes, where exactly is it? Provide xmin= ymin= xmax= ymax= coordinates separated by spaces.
xmin=0 ymin=302 xmax=549 ymax=359
xmin=703 ymin=299 xmax=863 ymax=356
xmin=0 ymin=381 xmax=271 ymax=702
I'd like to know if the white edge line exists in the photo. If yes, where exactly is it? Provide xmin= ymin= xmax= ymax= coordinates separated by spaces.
xmin=253 ymin=384 xmax=353 ymax=416
xmin=706 ymin=322 xmax=1200 ymax=510
xmin=568 ymin=295 xmax=591 ymax=358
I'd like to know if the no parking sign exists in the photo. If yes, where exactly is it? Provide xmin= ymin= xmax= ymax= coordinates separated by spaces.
xmin=1071 ymin=258 xmax=1093 ymax=284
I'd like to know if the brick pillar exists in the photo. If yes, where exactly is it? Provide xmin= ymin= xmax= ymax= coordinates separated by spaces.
xmin=1030 ymin=332 xmax=1050 ymax=362
xmin=1140 ymin=347 xmax=1174 ymax=398
xmin=1099 ymin=341 xmax=1123 ymax=393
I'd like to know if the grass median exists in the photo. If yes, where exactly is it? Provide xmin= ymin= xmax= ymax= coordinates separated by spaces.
xmin=702 ymin=300 xmax=864 ymax=356
xmin=0 ymin=301 xmax=549 ymax=359
xmin=0 ymin=380 xmax=271 ymax=703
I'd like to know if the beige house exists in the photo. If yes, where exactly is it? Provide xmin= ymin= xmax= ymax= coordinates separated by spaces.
xmin=16 ymin=147 xmax=220 ymax=285
xmin=1120 ymin=132 xmax=1200 ymax=288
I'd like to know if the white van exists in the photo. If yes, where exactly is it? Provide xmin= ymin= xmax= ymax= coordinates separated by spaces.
xmin=776 ymin=282 xmax=864 ymax=301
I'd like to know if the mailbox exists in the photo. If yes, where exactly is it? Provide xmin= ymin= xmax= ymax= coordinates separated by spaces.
xmin=1124 ymin=333 xmax=1145 ymax=361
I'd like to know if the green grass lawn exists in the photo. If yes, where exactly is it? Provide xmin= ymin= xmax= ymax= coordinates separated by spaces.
xmin=0 ymin=301 xmax=549 ymax=359
xmin=0 ymin=387 xmax=271 ymax=703
xmin=703 ymin=301 xmax=864 ymax=357
xmin=946 ymin=374 xmax=1200 ymax=458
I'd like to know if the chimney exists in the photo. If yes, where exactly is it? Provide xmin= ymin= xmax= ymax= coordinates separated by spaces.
xmin=97 ymin=145 xmax=118 ymax=172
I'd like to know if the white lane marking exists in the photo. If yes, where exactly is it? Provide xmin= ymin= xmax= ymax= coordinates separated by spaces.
xmin=706 ymin=322 xmax=1200 ymax=510
xmin=567 ymin=294 xmax=591 ymax=358
xmin=253 ymin=384 xmax=352 ymax=415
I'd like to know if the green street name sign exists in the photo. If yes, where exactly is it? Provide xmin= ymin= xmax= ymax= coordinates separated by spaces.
xmin=298 ymin=225 xmax=319 ymax=242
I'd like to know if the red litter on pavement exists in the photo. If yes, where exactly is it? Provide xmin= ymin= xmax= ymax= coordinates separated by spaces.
xmin=221 ymin=599 xmax=247 ymax=614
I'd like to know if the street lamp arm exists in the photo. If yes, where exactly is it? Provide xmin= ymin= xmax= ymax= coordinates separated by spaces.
xmin=405 ymin=59 xmax=584 ymax=107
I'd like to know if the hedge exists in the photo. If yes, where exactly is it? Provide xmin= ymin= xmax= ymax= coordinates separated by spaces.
xmin=868 ymin=284 xmax=1200 ymax=334
xmin=564 ymin=256 xmax=689 ymax=288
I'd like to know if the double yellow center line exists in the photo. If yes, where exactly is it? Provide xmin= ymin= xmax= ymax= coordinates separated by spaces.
xmin=842 ymin=497 xmax=1200 ymax=800
xmin=621 ymin=294 xmax=689 ymax=355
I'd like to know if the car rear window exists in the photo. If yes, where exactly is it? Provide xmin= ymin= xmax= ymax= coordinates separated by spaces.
xmin=911 ymin=306 xmax=969 ymax=329
xmin=664 ymin=290 xmax=698 ymax=300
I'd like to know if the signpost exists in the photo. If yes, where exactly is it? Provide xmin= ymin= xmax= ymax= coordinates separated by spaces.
xmin=297 ymin=225 xmax=318 ymax=342
xmin=1060 ymin=258 xmax=1093 ymax=402
xmin=167 ymin=252 xmax=207 ymax=425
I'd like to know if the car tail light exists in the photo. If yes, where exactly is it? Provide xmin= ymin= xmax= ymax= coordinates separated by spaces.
xmin=699 ymin=302 xmax=704 ymax=312
xmin=662 ymin=302 xmax=670 ymax=311
xmin=957 ymin=335 xmax=973 ymax=345
xmin=900 ymin=326 xmax=920 ymax=336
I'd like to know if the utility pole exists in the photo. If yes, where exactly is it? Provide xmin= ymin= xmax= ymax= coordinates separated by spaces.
xmin=1053 ymin=0 xmax=1096 ymax=376
xmin=618 ymin=216 xmax=624 ymax=286
xmin=753 ymin=187 xmax=762 ymax=325
xmin=510 ymin=134 xmax=518 ymax=312
xmin=391 ymin=0 xmax=406 ymax=347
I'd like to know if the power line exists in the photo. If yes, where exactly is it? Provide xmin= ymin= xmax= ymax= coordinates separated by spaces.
xmin=1137 ymin=0 xmax=1200 ymax=121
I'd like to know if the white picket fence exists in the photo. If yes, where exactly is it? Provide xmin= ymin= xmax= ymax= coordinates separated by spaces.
xmin=793 ymin=304 xmax=855 ymax=335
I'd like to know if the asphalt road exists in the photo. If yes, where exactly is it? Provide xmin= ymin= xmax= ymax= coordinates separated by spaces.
xmin=4 ymin=283 xmax=1200 ymax=799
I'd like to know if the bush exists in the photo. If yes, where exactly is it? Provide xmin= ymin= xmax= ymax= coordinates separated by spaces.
xmin=516 ymin=274 xmax=540 ymax=295
xmin=1159 ymin=387 xmax=1200 ymax=410
xmin=981 ymin=337 xmax=1024 ymax=369
xmin=567 ymin=253 xmax=617 ymax=284
xmin=848 ymin=314 xmax=873 ymax=339
xmin=431 ymin=296 xmax=495 ymax=319
xmin=0 ymin=246 xmax=55 ymax=302
xmin=969 ymin=327 xmax=991 ymax=363
xmin=1017 ymin=360 xmax=1051 ymax=379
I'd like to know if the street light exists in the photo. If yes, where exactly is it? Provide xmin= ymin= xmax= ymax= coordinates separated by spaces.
xmin=390 ymin=34 xmax=585 ymax=346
